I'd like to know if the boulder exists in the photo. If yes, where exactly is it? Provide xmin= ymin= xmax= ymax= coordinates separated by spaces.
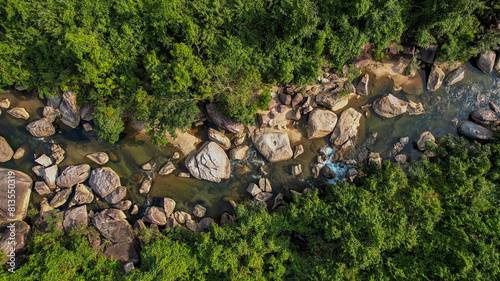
xmin=193 ymin=204 xmax=206 ymax=218
xmin=330 ymin=108 xmax=362 ymax=146
xmin=458 ymin=121 xmax=493 ymax=141
xmin=477 ymin=51 xmax=496 ymax=74
xmin=144 ymin=206 xmax=167 ymax=226
xmin=139 ymin=179 xmax=151 ymax=194
xmin=92 ymin=209 xmax=133 ymax=243
xmin=0 ymin=221 xmax=30 ymax=261
xmin=104 ymin=242 xmax=139 ymax=264
xmin=35 ymin=154 xmax=53 ymax=167
xmin=185 ymin=141 xmax=231 ymax=182
xmin=158 ymin=162 xmax=176 ymax=176
xmin=254 ymin=192 xmax=273 ymax=202
xmin=420 ymin=44 xmax=438 ymax=64
xmin=0 ymin=137 xmax=14 ymax=162
xmin=50 ymin=143 xmax=65 ymax=165
xmin=7 ymin=107 xmax=29 ymax=120
xmin=417 ymin=131 xmax=436 ymax=151
xmin=208 ymin=128 xmax=231 ymax=150
xmin=293 ymin=144 xmax=304 ymax=159
xmin=373 ymin=94 xmax=408 ymax=118
xmin=89 ymin=167 xmax=121 ymax=198
xmin=321 ymin=165 xmax=336 ymax=179
xmin=26 ymin=118 xmax=56 ymax=137
xmin=43 ymin=106 xmax=60 ymax=122
xmin=47 ymin=95 xmax=62 ymax=108
xmin=291 ymin=164 xmax=302 ymax=176
xmin=34 ymin=181 xmax=52 ymax=196
xmin=206 ymin=103 xmax=244 ymax=134
xmin=0 ymin=99 xmax=10 ymax=109
xmin=40 ymin=198 xmax=54 ymax=213
xmin=63 ymin=205 xmax=88 ymax=233
xmin=307 ymin=109 xmax=338 ymax=139
xmin=56 ymin=164 xmax=91 ymax=188
xmin=59 ymin=90 xmax=81 ymax=128
xmin=69 ymin=183 xmax=94 ymax=207
xmin=394 ymin=154 xmax=407 ymax=164
xmin=80 ymin=105 xmax=94 ymax=121
xmin=445 ymin=68 xmax=465 ymax=85
xmin=105 ymin=186 xmax=127 ymax=205
xmin=174 ymin=211 xmax=191 ymax=224
xmin=130 ymin=205 xmax=139 ymax=215
xmin=292 ymin=93 xmax=304 ymax=108
xmin=186 ymin=219 xmax=198 ymax=232
xmin=356 ymin=74 xmax=369 ymax=96
xmin=49 ymin=187 xmax=73 ymax=208
xmin=142 ymin=162 xmax=154 ymax=171
xmin=83 ymin=123 xmax=92 ymax=131
xmin=85 ymin=152 xmax=109 ymax=165
xmin=113 ymin=200 xmax=132 ymax=211
xmin=13 ymin=146 xmax=26 ymax=160
xmin=279 ymin=93 xmax=292 ymax=105
xmin=407 ymin=100 xmax=425 ymax=115
xmin=42 ymin=165 xmax=58 ymax=188
xmin=427 ymin=65 xmax=445 ymax=91
xmin=247 ymin=183 xmax=261 ymax=196
xmin=369 ymin=152 xmax=382 ymax=169
xmin=0 ymin=168 xmax=32 ymax=222
xmin=252 ymin=131 xmax=293 ymax=162
xmin=259 ymin=177 xmax=272 ymax=192
xmin=177 ymin=172 xmax=190 ymax=178
xmin=198 ymin=217 xmax=214 ymax=232
xmin=234 ymin=133 xmax=246 ymax=146
xmin=163 ymin=198 xmax=176 ymax=217
xmin=229 ymin=145 xmax=249 ymax=160
xmin=315 ymin=94 xmax=337 ymax=109
xmin=471 ymin=109 xmax=499 ymax=126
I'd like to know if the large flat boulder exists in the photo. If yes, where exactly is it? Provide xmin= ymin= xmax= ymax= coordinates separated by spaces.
xmin=56 ymin=164 xmax=91 ymax=188
xmin=0 ymin=168 xmax=32 ymax=222
xmin=252 ymin=131 xmax=293 ymax=162
xmin=206 ymin=103 xmax=244 ymax=134
xmin=185 ymin=141 xmax=231 ymax=182
xmin=63 ymin=205 xmax=88 ymax=233
xmin=458 ymin=121 xmax=493 ymax=141
xmin=26 ymin=118 xmax=56 ymax=138
xmin=59 ymin=90 xmax=81 ymax=128
xmin=92 ymin=209 xmax=133 ymax=243
xmin=0 ymin=137 xmax=14 ymax=162
xmin=89 ymin=167 xmax=121 ymax=198
xmin=330 ymin=108 xmax=362 ymax=146
xmin=7 ymin=107 xmax=29 ymax=120
xmin=307 ymin=109 xmax=337 ymax=139
xmin=373 ymin=94 xmax=408 ymax=118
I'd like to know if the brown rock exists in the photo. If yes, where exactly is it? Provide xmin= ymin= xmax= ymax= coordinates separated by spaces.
xmin=7 ymin=107 xmax=29 ymax=120
xmin=193 ymin=204 xmax=206 ymax=218
xmin=229 ymin=145 xmax=249 ymax=160
xmin=158 ymin=162 xmax=176 ymax=176
xmin=307 ymin=109 xmax=338 ymax=139
xmin=0 ymin=137 xmax=14 ymax=162
xmin=26 ymin=118 xmax=56 ymax=137
xmin=208 ymin=128 xmax=231 ymax=150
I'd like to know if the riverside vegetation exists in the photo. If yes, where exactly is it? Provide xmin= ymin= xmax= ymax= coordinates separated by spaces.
xmin=2 ymin=133 xmax=500 ymax=280
xmin=1 ymin=0 xmax=500 ymax=144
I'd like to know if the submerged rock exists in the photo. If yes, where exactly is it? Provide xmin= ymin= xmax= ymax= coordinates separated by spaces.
xmin=293 ymin=144 xmax=304 ymax=159
xmin=291 ymin=164 xmax=302 ymax=176
xmin=0 ymin=168 xmax=32 ymax=222
xmin=59 ymin=90 xmax=81 ymax=128
xmin=427 ymin=65 xmax=445 ymax=91
xmin=373 ymin=94 xmax=408 ymax=118
xmin=185 ymin=141 xmax=231 ymax=182
xmin=307 ymin=109 xmax=338 ymax=139
xmin=139 ymin=179 xmax=151 ymax=194
xmin=56 ymin=164 xmax=91 ymax=188
xmin=0 ymin=137 xmax=14 ymax=162
xmin=26 ymin=118 xmax=56 ymax=137
xmin=158 ymin=162 xmax=176 ymax=176
xmin=407 ymin=100 xmax=425 ymax=115
xmin=445 ymin=67 xmax=465 ymax=85
xmin=7 ymin=107 xmax=29 ymax=120
xmin=13 ymin=146 xmax=26 ymax=160
xmin=252 ymin=131 xmax=293 ymax=162
xmin=458 ymin=121 xmax=493 ymax=141
xmin=85 ymin=152 xmax=109 ymax=165
xmin=477 ymin=51 xmax=496 ymax=74
xmin=330 ymin=108 xmax=362 ymax=147
xmin=89 ymin=167 xmax=121 ymax=198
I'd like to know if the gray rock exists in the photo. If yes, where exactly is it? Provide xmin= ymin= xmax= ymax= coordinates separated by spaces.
xmin=417 ymin=131 xmax=436 ymax=151
xmin=356 ymin=74 xmax=369 ymax=96
xmin=42 ymin=165 xmax=58 ymax=188
xmin=85 ymin=152 xmax=109 ymax=165
xmin=124 ymin=262 xmax=135 ymax=274
xmin=293 ymin=144 xmax=304 ymax=159
xmin=43 ymin=106 xmax=60 ymax=123
xmin=47 ymin=95 xmax=62 ymax=108
xmin=104 ymin=242 xmax=139 ymax=264
xmin=206 ymin=103 xmax=244 ymax=134
xmin=105 ymin=186 xmax=127 ymax=205
xmin=445 ymin=68 xmax=465 ymax=85
xmin=197 ymin=217 xmax=214 ymax=232
xmin=26 ymin=118 xmax=56 ymax=137
xmin=139 ymin=179 xmax=151 ymax=194
xmin=315 ymin=94 xmax=337 ymax=109
xmin=252 ymin=131 xmax=293 ymax=162
xmin=56 ymin=164 xmax=91 ymax=188
xmin=69 ymin=183 xmax=94 ymax=207
xmin=458 ymin=121 xmax=493 ymax=141
xmin=477 ymin=51 xmax=496 ymax=74
xmin=158 ymin=162 xmax=175 ymax=176
xmin=80 ymin=105 xmax=94 ymax=121
xmin=307 ymin=109 xmax=338 ymax=139
xmin=471 ymin=109 xmax=499 ymax=126
xmin=92 ymin=209 xmax=133 ymax=243
xmin=144 ymin=206 xmax=167 ymax=226
xmin=174 ymin=211 xmax=191 ymax=224
xmin=89 ymin=167 xmax=121 ymax=198
xmin=0 ymin=221 xmax=30 ymax=260
xmin=208 ymin=128 xmax=231 ymax=150
xmin=185 ymin=141 xmax=231 ymax=182
xmin=259 ymin=177 xmax=272 ymax=192
xmin=163 ymin=198 xmax=176 ymax=217
xmin=34 ymin=181 xmax=52 ymax=196
xmin=279 ymin=93 xmax=292 ymax=105
xmin=254 ymin=192 xmax=273 ymax=202
xmin=373 ymin=94 xmax=408 ymax=118
xmin=292 ymin=93 xmax=303 ymax=108
xmin=0 ymin=168 xmax=32 ymax=222
xmin=330 ymin=108 xmax=362 ymax=146
xmin=7 ymin=107 xmax=29 ymax=120
xmin=0 ymin=137 xmax=14 ymax=162
xmin=193 ymin=204 xmax=206 ymax=218
xmin=247 ymin=183 xmax=261 ymax=196
xmin=427 ymin=65 xmax=445 ymax=91
xmin=59 ymin=90 xmax=81 ymax=128
xmin=49 ymin=187 xmax=73 ymax=208
xmin=229 ymin=145 xmax=249 ymax=160
xmin=63 ymin=205 xmax=88 ymax=233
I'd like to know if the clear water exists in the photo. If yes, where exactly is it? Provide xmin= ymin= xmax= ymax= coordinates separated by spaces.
xmin=0 ymin=61 xmax=498 ymax=220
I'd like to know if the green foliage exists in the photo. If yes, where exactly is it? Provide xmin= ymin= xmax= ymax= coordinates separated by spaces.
xmin=93 ymin=105 xmax=124 ymax=144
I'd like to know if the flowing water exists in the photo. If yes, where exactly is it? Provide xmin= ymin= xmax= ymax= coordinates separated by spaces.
xmin=0 ymin=61 xmax=498 ymax=220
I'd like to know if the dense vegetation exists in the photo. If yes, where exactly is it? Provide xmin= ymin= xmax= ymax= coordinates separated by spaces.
xmin=1 ymin=0 xmax=499 ymax=143
xmin=3 ymin=134 xmax=500 ymax=280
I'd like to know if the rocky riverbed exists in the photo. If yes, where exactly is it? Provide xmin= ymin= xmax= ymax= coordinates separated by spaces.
xmin=0 ymin=53 xmax=499 ymax=268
